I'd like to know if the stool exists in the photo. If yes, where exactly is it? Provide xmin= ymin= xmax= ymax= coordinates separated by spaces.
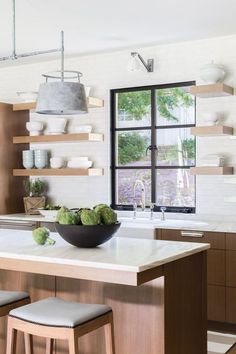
xmin=7 ymin=297 xmax=115 ymax=354
xmin=0 ymin=290 xmax=30 ymax=317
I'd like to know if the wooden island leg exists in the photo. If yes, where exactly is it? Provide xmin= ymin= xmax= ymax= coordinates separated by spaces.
xmin=163 ymin=251 xmax=207 ymax=354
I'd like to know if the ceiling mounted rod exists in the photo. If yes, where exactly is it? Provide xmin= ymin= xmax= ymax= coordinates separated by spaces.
xmin=0 ymin=0 xmax=61 ymax=62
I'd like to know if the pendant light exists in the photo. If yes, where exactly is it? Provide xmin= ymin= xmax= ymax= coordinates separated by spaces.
xmin=36 ymin=31 xmax=88 ymax=115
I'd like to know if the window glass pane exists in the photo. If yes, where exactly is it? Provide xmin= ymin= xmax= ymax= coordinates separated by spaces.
xmin=156 ymin=128 xmax=195 ymax=166
xmin=116 ymin=90 xmax=151 ymax=128
xmin=116 ymin=130 xmax=151 ymax=167
xmin=156 ymin=87 xmax=195 ymax=126
xmin=116 ymin=169 xmax=151 ymax=206
xmin=156 ymin=169 xmax=195 ymax=207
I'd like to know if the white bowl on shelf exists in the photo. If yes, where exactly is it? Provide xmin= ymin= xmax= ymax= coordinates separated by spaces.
xmin=38 ymin=209 xmax=58 ymax=219
xmin=26 ymin=121 xmax=44 ymax=136
xmin=67 ymin=160 xmax=93 ymax=169
xmin=17 ymin=91 xmax=38 ymax=102
xmin=199 ymin=62 xmax=226 ymax=84
xmin=202 ymin=112 xmax=221 ymax=126
xmin=47 ymin=118 xmax=67 ymax=134
xmin=74 ymin=125 xmax=92 ymax=134
xmin=50 ymin=157 xmax=64 ymax=169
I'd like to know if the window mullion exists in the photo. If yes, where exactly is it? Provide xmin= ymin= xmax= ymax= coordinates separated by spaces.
xmin=151 ymin=88 xmax=156 ymax=204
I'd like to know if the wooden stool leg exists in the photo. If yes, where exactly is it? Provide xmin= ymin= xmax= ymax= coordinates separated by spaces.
xmin=104 ymin=313 xmax=115 ymax=354
xmin=24 ymin=333 xmax=33 ymax=354
xmin=46 ymin=338 xmax=54 ymax=354
xmin=6 ymin=321 xmax=17 ymax=354
xmin=68 ymin=331 xmax=79 ymax=354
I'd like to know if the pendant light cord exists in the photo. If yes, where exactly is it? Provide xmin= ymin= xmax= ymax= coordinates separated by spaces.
xmin=61 ymin=30 xmax=64 ymax=82
xmin=12 ymin=0 xmax=17 ymax=59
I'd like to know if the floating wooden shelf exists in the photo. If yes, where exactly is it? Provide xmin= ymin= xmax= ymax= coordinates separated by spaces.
xmin=191 ymin=125 xmax=234 ymax=136
xmin=13 ymin=168 xmax=104 ymax=177
xmin=190 ymin=166 xmax=234 ymax=175
xmin=189 ymin=83 xmax=234 ymax=98
xmin=12 ymin=96 xmax=104 ymax=111
xmin=13 ymin=133 xmax=104 ymax=144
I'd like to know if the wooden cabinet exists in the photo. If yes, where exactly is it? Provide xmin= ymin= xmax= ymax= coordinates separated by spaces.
xmin=0 ymin=102 xmax=28 ymax=214
xmin=226 ymin=287 xmax=236 ymax=323
xmin=208 ymin=285 xmax=226 ymax=322
xmin=158 ymin=229 xmax=226 ymax=323
xmin=160 ymin=229 xmax=225 ymax=249
xmin=207 ymin=250 xmax=225 ymax=286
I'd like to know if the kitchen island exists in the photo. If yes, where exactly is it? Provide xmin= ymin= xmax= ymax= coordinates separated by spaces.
xmin=0 ymin=229 xmax=209 ymax=354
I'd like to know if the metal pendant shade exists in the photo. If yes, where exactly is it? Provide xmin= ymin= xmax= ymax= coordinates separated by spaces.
xmin=36 ymin=82 xmax=88 ymax=115
xmin=36 ymin=31 xmax=88 ymax=115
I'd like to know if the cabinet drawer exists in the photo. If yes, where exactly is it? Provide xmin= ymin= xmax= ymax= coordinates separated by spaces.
xmin=208 ymin=250 xmax=225 ymax=286
xmin=226 ymin=250 xmax=236 ymax=287
xmin=208 ymin=285 xmax=225 ymax=322
xmin=226 ymin=233 xmax=236 ymax=250
xmin=226 ymin=287 xmax=236 ymax=324
xmin=161 ymin=229 xmax=225 ymax=249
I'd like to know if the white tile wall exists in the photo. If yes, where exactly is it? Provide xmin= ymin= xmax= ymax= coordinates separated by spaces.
xmin=0 ymin=35 xmax=236 ymax=214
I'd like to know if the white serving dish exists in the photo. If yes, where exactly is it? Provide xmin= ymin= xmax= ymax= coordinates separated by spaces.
xmin=26 ymin=121 xmax=44 ymax=136
xmin=38 ymin=210 xmax=58 ymax=219
xmin=74 ymin=125 xmax=92 ymax=134
xmin=200 ymin=62 xmax=225 ymax=84
xmin=69 ymin=157 xmax=89 ymax=162
xmin=67 ymin=160 xmax=93 ymax=169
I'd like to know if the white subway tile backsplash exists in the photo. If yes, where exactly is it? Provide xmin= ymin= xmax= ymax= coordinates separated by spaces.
xmin=1 ymin=35 xmax=236 ymax=214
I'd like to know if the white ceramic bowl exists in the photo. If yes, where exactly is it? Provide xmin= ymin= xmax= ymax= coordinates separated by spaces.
xmin=26 ymin=122 xmax=44 ymax=136
xmin=67 ymin=160 xmax=93 ymax=169
xmin=47 ymin=118 xmax=67 ymax=134
xmin=200 ymin=63 xmax=225 ymax=84
xmin=50 ymin=157 xmax=64 ymax=169
xmin=38 ymin=210 xmax=58 ymax=219
xmin=74 ymin=125 xmax=93 ymax=134
xmin=17 ymin=91 xmax=38 ymax=102
xmin=202 ymin=112 xmax=221 ymax=125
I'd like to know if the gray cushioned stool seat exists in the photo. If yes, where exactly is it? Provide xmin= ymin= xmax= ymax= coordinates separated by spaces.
xmin=9 ymin=297 xmax=112 ymax=328
xmin=0 ymin=291 xmax=29 ymax=307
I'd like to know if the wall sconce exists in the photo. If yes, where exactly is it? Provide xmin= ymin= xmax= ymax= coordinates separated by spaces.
xmin=128 ymin=52 xmax=154 ymax=73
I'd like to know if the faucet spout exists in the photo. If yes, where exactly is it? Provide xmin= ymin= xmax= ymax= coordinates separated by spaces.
xmin=133 ymin=179 xmax=146 ymax=211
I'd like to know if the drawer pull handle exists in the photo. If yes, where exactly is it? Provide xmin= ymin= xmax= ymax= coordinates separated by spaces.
xmin=181 ymin=231 xmax=204 ymax=238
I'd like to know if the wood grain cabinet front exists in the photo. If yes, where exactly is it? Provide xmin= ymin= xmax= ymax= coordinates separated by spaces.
xmin=159 ymin=229 xmax=226 ymax=323
xmin=208 ymin=285 xmax=226 ymax=322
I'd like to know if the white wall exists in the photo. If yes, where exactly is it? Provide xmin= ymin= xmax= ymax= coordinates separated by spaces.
xmin=0 ymin=34 xmax=236 ymax=215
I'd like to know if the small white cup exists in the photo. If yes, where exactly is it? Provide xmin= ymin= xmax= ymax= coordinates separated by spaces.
xmin=50 ymin=157 xmax=64 ymax=169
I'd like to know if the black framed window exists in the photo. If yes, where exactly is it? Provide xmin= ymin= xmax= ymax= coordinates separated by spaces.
xmin=111 ymin=81 xmax=196 ymax=213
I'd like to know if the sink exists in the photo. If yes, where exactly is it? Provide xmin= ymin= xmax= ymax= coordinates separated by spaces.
xmin=157 ymin=219 xmax=209 ymax=227
xmin=119 ymin=217 xmax=208 ymax=228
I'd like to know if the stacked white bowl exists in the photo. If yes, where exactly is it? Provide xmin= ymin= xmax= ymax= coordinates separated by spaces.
xmin=34 ymin=150 xmax=49 ymax=169
xmin=22 ymin=150 xmax=34 ymax=169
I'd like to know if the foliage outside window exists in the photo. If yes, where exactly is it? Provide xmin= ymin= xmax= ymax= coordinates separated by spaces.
xmin=111 ymin=82 xmax=196 ymax=213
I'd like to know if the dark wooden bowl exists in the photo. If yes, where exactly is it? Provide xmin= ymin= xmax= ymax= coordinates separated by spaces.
xmin=55 ymin=222 xmax=121 ymax=248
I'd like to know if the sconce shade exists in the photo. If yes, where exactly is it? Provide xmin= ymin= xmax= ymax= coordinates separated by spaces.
xmin=36 ymin=82 xmax=88 ymax=115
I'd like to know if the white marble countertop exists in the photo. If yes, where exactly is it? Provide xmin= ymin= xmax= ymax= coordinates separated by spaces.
xmin=1 ymin=213 xmax=236 ymax=234
xmin=0 ymin=229 xmax=209 ymax=273
xmin=0 ymin=213 xmax=54 ymax=223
